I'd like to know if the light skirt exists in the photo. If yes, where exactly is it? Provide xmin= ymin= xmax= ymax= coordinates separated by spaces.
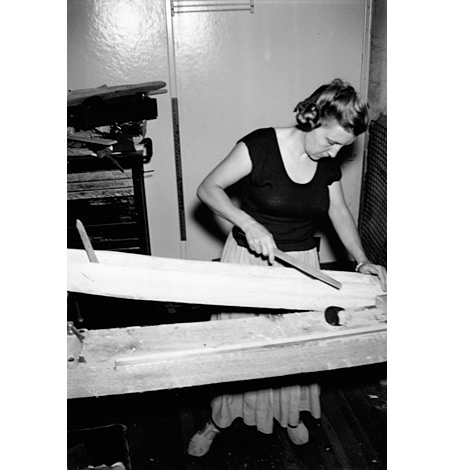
xmin=210 ymin=232 xmax=321 ymax=434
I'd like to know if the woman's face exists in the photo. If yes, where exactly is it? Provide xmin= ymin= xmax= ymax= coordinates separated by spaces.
xmin=303 ymin=121 xmax=356 ymax=161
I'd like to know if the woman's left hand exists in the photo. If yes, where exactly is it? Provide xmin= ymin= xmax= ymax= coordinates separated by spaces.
xmin=358 ymin=262 xmax=387 ymax=292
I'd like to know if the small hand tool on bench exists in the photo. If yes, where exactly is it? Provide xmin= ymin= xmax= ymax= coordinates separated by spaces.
xmin=67 ymin=321 xmax=88 ymax=368
xmin=67 ymin=220 xmax=97 ymax=367
xmin=236 ymin=229 xmax=342 ymax=290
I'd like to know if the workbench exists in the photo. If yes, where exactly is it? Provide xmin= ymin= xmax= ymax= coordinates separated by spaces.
xmin=67 ymin=249 xmax=387 ymax=399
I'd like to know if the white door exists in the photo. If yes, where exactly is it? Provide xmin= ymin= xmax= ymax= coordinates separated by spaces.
xmin=170 ymin=0 xmax=371 ymax=262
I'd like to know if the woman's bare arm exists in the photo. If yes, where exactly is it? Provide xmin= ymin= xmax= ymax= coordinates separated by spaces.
xmin=197 ymin=142 xmax=277 ymax=261
xmin=328 ymin=181 xmax=387 ymax=291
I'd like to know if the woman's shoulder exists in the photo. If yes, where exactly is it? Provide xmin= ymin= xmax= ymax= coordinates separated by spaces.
xmin=238 ymin=127 xmax=275 ymax=142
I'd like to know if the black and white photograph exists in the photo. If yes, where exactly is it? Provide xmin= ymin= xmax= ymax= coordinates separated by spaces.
xmin=65 ymin=1 xmax=388 ymax=469
xmin=5 ymin=1 xmax=453 ymax=469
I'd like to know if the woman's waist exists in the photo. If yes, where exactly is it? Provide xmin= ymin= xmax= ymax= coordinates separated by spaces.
xmin=232 ymin=224 xmax=316 ymax=252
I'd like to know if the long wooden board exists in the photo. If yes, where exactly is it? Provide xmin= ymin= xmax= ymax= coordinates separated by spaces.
xmin=67 ymin=307 xmax=386 ymax=398
xmin=67 ymin=188 xmax=134 ymax=200
xmin=67 ymin=170 xmax=132 ymax=183
xmin=67 ymin=81 xmax=167 ymax=106
xmin=67 ymin=249 xmax=383 ymax=311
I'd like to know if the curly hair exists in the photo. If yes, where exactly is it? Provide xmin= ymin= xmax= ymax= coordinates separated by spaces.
xmin=294 ymin=79 xmax=369 ymax=136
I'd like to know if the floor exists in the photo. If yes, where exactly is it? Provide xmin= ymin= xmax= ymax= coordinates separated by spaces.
xmin=68 ymin=260 xmax=386 ymax=470
xmin=68 ymin=365 xmax=386 ymax=470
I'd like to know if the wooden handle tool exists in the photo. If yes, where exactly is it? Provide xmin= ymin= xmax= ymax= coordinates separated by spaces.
xmin=75 ymin=219 xmax=99 ymax=263
xmin=235 ymin=228 xmax=342 ymax=290
xmin=273 ymin=249 xmax=342 ymax=290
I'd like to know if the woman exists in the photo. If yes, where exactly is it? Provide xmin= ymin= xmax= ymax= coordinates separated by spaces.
xmin=187 ymin=79 xmax=387 ymax=457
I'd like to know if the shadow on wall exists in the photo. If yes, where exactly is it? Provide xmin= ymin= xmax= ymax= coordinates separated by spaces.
xmin=337 ymin=142 xmax=357 ymax=166
xmin=192 ymin=182 xmax=242 ymax=247
xmin=192 ymin=203 xmax=228 ymax=246
xmin=314 ymin=214 xmax=350 ymax=263
xmin=316 ymin=145 xmax=357 ymax=264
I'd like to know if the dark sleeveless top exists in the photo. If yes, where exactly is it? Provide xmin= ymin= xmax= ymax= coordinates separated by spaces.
xmin=232 ymin=127 xmax=342 ymax=251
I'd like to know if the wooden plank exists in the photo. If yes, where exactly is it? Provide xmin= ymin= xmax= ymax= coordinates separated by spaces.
xmin=67 ymin=188 xmax=134 ymax=200
xmin=319 ymin=412 xmax=352 ymax=469
xmin=67 ymin=178 xmax=133 ymax=193
xmin=320 ymin=390 xmax=374 ymax=469
xmin=67 ymin=249 xmax=383 ymax=311
xmin=340 ymin=385 xmax=387 ymax=460
xmin=67 ymin=81 xmax=167 ymax=106
xmin=67 ymin=169 xmax=132 ymax=183
xmin=67 ymin=308 xmax=386 ymax=398
xmin=67 ymin=133 xmax=118 ymax=146
xmin=75 ymin=219 xmax=99 ymax=263
xmin=331 ymin=388 xmax=384 ymax=467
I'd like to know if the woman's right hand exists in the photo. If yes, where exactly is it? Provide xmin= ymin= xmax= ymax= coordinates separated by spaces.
xmin=243 ymin=222 xmax=277 ymax=263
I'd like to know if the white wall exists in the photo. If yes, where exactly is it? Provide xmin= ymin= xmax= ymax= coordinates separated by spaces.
xmin=173 ymin=0 xmax=370 ymax=262
xmin=67 ymin=0 xmax=370 ymax=263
